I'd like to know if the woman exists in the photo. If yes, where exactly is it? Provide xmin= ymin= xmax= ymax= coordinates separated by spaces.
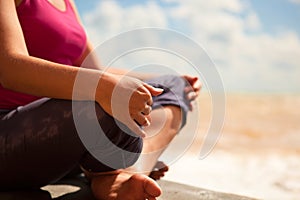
xmin=0 ymin=0 xmax=200 ymax=199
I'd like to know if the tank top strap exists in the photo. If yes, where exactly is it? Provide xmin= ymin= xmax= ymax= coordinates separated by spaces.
xmin=44 ymin=0 xmax=71 ymax=14
xmin=64 ymin=0 xmax=76 ymax=15
xmin=64 ymin=0 xmax=71 ymax=13
xmin=18 ymin=0 xmax=72 ymax=14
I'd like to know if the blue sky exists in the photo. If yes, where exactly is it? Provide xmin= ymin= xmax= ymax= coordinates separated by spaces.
xmin=251 ymin=0 xmax=300 ymax=34
xmin=74 ymin=0 xmax=300 ymax=36
xmin=74 ymin=0 xmax=300 ymax=93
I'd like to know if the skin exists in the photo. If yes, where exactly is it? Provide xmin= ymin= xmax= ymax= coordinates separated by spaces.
xmin=1 ymin=0 xmax=201 ymax=199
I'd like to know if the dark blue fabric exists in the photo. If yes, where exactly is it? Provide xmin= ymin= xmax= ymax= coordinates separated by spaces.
xmin=0 ymin=99 xmax=142 ymax=189
xmin=146 ymin=75 xmax=189 ymax=128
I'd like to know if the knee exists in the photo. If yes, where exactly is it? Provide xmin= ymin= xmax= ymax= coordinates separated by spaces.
xmin=80 ymin=103 xmax=144 ymax=171
xmin=110 ymin=122 xmax=144 ymax=168
xmin=79 ymin=126 xmax=143 ymax=172
xmin=120 ymin=135 xmax=143 ymax=168
xmin=107 ymin=133 xmax=144 ymax=170
xmin=160 ymin=75 xmax=187 ymax=91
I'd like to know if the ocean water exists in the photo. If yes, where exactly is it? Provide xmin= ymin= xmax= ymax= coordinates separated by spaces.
xmin=160 ymin=93 xmax=300 ymax=200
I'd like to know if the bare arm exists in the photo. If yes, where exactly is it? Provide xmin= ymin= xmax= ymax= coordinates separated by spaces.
xmin=0 ymin=1 xmax=115 ymax=104
xmin=0 ymin=0 xmax=163 ymax=137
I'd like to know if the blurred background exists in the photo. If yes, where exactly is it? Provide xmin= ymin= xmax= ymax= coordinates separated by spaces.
xmin=74 ymin=0 xmax=300 ymax=199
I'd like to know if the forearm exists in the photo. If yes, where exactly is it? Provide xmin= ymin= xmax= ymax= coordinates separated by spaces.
xmin=0 ymin=53 xmax=104 ymax=102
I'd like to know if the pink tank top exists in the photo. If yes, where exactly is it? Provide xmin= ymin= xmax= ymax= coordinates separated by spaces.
xmin=0 ymin=0 xmax=87 ymax=109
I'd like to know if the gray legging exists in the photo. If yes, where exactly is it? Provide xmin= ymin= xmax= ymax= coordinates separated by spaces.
xmin=0 ymin=75 xmax=189 ymax=190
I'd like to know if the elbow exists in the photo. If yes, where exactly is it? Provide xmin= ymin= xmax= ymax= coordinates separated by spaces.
xmin=0 ymin=55 xmax=10 ymax=89
xmin=0 ymin=74 xmax=11 ymax=90
xmin=0 ymin=51 xmax=27 ymax=90
xmin=0 ymin=67 xmax=12 ymax=90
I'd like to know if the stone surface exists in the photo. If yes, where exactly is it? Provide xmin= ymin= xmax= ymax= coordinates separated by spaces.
xmin=0 ymin=176 xmax=257 ymax=200
xmin=158 ymin=180 xmax=257 ymax=200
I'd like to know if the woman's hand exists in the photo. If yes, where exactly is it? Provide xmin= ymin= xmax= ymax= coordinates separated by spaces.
xmin=182 ymin=75 xmax=202 ymax=111
xmin=97 ymin=73 xmax=163 ymax=138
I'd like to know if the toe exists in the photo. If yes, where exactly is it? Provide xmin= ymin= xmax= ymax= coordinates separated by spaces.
xmin=130 ymin=174 xmax=162 ymax=198
xmin=155 ymin=161 xmax=169 ymax=172
xmin=143 ymin=175 xmax=162 ymax=197
xmin=149 ymin=161 xmax=169 ymax=180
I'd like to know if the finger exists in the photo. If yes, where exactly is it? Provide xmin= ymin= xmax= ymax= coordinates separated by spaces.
xmin=133 ymin=113 xmax=150 ymax=127
xmin=127 ymin=119 xmax=146 ymax=138
xmin=186 ymin=91 xmax=197 ymax=101
xmin=143 ymin=83 xmax=164 ymax=96
xmin=147 ymin=95 xmax=153 ymax=107
xmin=184 ymin=85 xmax=194 ymax=93
xmin=155 ymin=161 xmax=169 ymax=172
xmin=183 ymin=75 xmax=197 ymax=84
xmin=189 ymin=78 xmax=202 ymax=92
xmin=193 ymin=80 xmax=202 ymax=93
xmin=186 ymin=80 xmax=201 ymax=92
xmin=185 ymin=83 xmax=199 ymax=93
xmin=137 ymin=87 xmax=153 ymax=106
xmin=142 ymin=105 xmax=152 ymax=115
xmin=183 ymin=75 xmax=202 ymax=92
xmin=146 ymin=114 xmax=152 ymax=124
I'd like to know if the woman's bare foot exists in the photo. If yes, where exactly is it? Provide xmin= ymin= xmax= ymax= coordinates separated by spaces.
xmin=149 ymin=161 xmax=169 ymax=181
xmin=90 ymin=171 xmax=162 ymax=200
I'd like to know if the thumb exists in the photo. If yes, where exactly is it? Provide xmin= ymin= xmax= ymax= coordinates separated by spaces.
xmin=188 ymin=77 xmax=198 ymax=85
xmin=192 ymin=77 xmax=198 ymax=83
xmin=144 ymin=84 xmax=164 ymax=96
xmin=127 ymin=119 xmax=147 ymax=138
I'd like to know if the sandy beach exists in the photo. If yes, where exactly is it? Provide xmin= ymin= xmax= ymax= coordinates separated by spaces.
xmin=161 ymin=92 xmax=300 ymax=200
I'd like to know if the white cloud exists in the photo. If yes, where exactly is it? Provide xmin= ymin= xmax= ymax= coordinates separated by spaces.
xmin=83 ymin=1 xmax=168 ymax=44
xmin=289 ymin=0 xmax=300 ymax=4
xmin=245 ymin=12 xmax=261 ymax=31
xmin=81 ymin=0 xmax=300 ymax=92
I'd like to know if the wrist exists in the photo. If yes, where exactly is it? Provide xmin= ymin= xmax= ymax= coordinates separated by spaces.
xmin=95 ymin=72 xmax=116 ymax=113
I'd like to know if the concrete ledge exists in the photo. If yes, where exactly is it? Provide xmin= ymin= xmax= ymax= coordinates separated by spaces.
xmin=158 ymin=180 xmax=257 ymax=200
xmin=0 ymin=176 xmax=257 ymax=200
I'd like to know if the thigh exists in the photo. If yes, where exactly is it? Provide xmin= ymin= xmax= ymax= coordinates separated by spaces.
xmin=0 ymin=98 xmax=87 ymax=189
xmin=0 ymin=98 xmax=143 ymax=189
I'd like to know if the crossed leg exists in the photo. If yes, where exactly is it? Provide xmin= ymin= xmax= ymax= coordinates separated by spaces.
xmin=130 ymin=105 xmax=182 ymax=176
xmin=89 ymin=105 xmax=182 ymax=200
xmin=84 ymin=75 xmax=186 ymax=199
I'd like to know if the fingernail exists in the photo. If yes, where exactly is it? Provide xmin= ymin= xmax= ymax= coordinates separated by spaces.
xmin=187 ymin=92 xmax=195 ymax=99
xmin=145 ymin=119 xmax=150 ymax=127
